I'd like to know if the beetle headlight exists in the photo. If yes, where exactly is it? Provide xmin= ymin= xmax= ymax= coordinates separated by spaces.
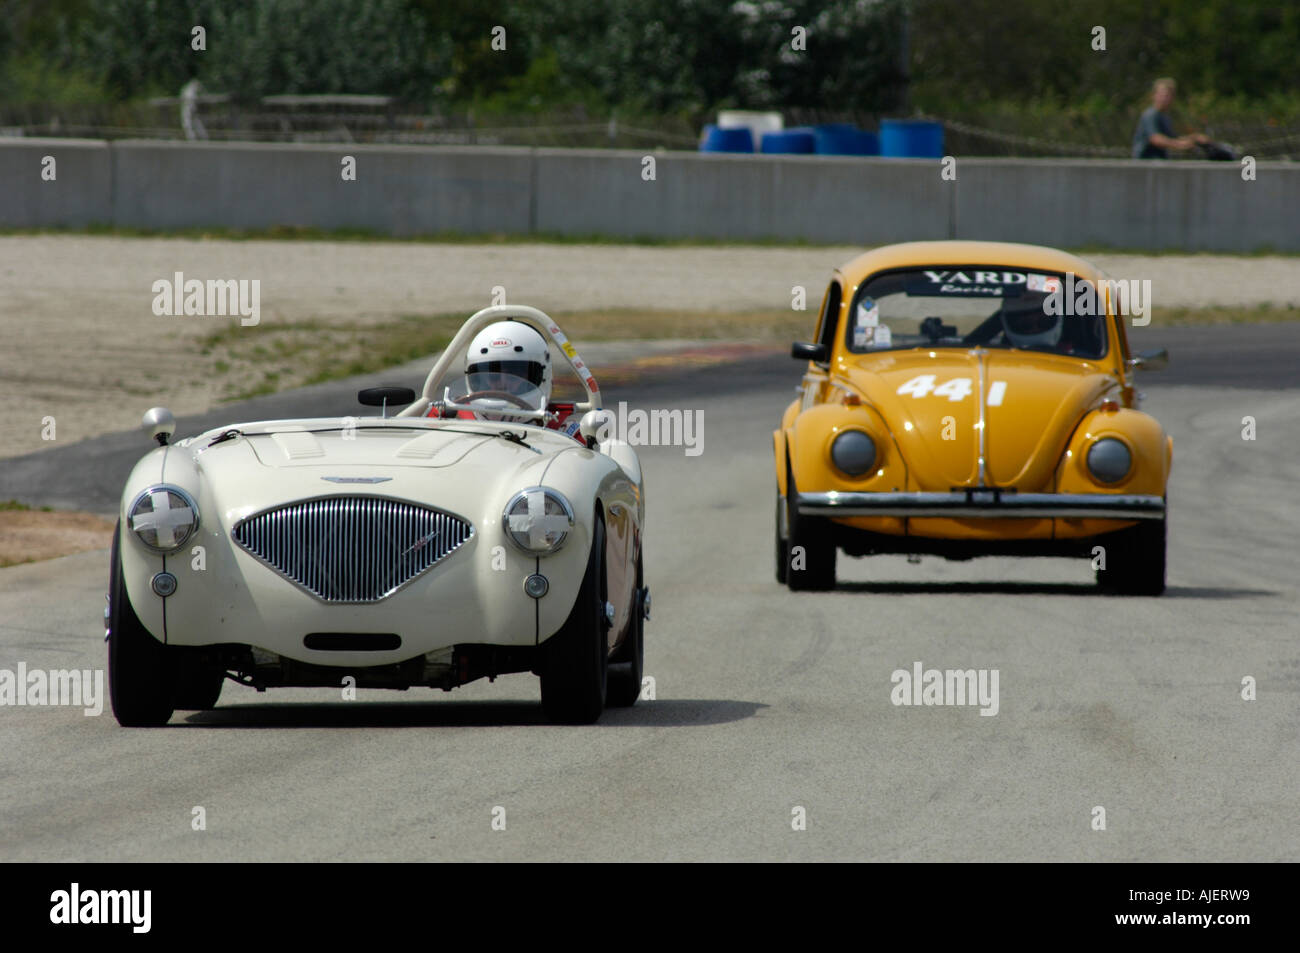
xmin=128 ymin=485 xmax=200 ymax=553
xmin=831 ymin=430 xmax=877 ymax=476
xmin=503 ymin=487 xmax=575 ymax=555
xmin=1086 ymin=438 xmax=1132 ymax=484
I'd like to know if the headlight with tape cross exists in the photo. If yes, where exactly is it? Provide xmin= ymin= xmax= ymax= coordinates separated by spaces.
xmin=128 ymin=486 xmax=200 ymax=553
xmin=503 ymin=487 xmax=575 ymax=555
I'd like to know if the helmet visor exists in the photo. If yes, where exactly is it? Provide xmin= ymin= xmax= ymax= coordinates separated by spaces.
xmin=449 ymin=371 xmax=546 ymax=412
xmin=466 ymin=360 xmax=546 ymax=387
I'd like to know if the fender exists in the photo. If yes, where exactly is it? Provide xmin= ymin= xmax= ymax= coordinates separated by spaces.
xmin=1057 ymin=406 xmax=1171 ymax=496
xmin=786 ymin=401 xmax=906 ymax=495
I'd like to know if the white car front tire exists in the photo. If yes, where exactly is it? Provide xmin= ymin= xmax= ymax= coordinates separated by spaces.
xmin=108 ymin=525 xmax=175 ymax=727
xmin=540 ymin=516 xmax=608 ymax=724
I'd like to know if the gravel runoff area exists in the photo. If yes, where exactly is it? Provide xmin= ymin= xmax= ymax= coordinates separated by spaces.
xmin=4 ymin=234 xmax=1300 ymax=461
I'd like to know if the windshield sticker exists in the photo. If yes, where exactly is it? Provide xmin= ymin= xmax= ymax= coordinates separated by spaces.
xmin=907 ymin=270 xmax=1030 ymax=297
xmin=1026 ymin=273 xmax=1061 ymax=294
xmin=856 ymin=298 xmax=880 ymax=327
xmin=853 ymin=324 xmax=893 ymax=349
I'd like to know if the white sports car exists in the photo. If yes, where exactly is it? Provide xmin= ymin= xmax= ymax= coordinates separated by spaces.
xmin=108 ymin=305 xmax=648 ymax=725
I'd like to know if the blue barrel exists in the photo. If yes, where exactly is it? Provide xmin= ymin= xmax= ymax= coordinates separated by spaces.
xmin=814 ymin=124 xmax=880 ymax=156
xmin=760 ymin=129 xmax=816 ymax=154
xmin=879 ymin=119 xmax=944 ymax=158
xmin=700 ymin=124 xmax=754 ymax=153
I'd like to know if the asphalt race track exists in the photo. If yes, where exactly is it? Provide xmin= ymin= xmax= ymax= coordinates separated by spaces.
xmin=1 ymin=324 xmax=1297 ymax=860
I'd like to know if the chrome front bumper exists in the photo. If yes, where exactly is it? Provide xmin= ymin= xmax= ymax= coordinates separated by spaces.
xmin=797 ymin=490 xmax=1165 ymax=520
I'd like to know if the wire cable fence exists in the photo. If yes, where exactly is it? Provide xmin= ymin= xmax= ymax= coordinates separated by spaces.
xmin=2 ymin=100 xmax=1296 ymax=159
xmin=0 ymin=100 xmax=702 ymax=150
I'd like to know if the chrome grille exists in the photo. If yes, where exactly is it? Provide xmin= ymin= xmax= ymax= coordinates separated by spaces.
xmin=233 ymin=497 xmax=473 ymax=602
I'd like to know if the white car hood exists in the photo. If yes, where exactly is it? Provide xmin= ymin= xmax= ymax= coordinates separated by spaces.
xmin=183 ymin=418 xmax=579 ymax=469
xmin=246 ymin=427 xmax=498 ymax=469
xmin=173 ymin=419 xmax=580 ymax=529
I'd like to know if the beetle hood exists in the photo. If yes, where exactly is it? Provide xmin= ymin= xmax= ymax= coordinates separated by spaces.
xmin=844 ymin=350 xmax=1119 ymax=489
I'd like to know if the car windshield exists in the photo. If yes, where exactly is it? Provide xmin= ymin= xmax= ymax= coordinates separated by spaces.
xmin=845 ymin=267 xmax=1109 ymax=359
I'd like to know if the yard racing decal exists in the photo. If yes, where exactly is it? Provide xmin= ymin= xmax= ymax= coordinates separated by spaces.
xmin=908 ymin=270 xmax=1037 ymax=297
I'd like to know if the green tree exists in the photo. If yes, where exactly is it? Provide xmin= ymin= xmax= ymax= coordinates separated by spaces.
xmin=78 ymin=0 xmax=224 ymax=98
xmin=734 ymin=0 xmax=907 ymax=112
xmin=200 ymin=0 xmax=446 ymax=102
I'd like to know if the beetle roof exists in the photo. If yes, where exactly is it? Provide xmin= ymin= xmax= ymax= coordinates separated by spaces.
xmin=835 ymin=241 xmax=1103 ymax=286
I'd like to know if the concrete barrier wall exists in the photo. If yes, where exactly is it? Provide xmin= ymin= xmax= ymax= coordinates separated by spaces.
xmin=532 ymin=148 xmax=950 ymax=243
xmin=111 ymin=140 xmax=533 ymax=235
xmin=952 ymin=158 xmax=1300 ymax=251
xmin=0 ymin=138 xmax=112 ymax=226
xmin=3 ymin=138 xmax=1296 ymax=250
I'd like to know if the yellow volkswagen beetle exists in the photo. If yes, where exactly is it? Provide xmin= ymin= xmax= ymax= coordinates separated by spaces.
xmin=774 ymin=241 xmax=1171 ymax=594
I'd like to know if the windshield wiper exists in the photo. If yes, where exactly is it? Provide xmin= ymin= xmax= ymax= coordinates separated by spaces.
xmin=498 ymin=429 xmax=542 ymax=454
xmin=207 ymin=429 xmax=242 ymax=448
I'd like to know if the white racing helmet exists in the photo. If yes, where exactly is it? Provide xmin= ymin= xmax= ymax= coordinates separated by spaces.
xmin=460 ymin=321 xmax=552 ymax=422
xmin=1000 ymin=295 xmax=1064 ymax=349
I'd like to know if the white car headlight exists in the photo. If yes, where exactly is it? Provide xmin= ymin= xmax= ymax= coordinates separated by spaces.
xmin=128 ymin=486 xmax=200 ymax=553
xmin=503 ymin=487 xmax=574 ymax=555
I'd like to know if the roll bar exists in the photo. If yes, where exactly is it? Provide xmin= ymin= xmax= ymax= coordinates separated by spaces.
xmin=397 ymin=305 xmax=602 ymax=417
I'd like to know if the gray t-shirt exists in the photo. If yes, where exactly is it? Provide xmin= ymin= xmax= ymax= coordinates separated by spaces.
xmin=1132 ymin=107 xmax=1176 ymax=159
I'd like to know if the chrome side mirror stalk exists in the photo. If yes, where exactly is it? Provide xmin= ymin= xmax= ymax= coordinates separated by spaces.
xmin=1126 ymin=348 xmax=1169 ymax=371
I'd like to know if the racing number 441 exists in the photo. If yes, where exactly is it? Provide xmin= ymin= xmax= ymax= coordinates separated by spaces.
xmin=896 ymin=374 xmax=1007 ymax=406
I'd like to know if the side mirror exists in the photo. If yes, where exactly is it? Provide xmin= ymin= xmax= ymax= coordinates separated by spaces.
xmin=358 ymin=386 xmax=416 ymax=417
xmin=1127 ymin=348 xmax=1168 ymax=371
xmin=141 ymin=406 xmax=176 ymax=446
xmin=792 ymin=341 xmax=827 ymax=362
xmin=579 ymin=409 xmax=615 ymax=447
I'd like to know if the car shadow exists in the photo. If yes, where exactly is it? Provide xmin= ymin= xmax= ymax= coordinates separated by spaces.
xmin=830 ymin=581 xmax=1276 ymax=599
xmin=834 ymin=581 xmax=1096 ymax=595
xmin=176 ymin=698 xmax=766 ymax=729
xmin=1161 ymin=585 xmax=1278 ymax=599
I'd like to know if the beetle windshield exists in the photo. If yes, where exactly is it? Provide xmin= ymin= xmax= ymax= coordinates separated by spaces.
xmin=845 ymin=267 xmax=1109 ymax=359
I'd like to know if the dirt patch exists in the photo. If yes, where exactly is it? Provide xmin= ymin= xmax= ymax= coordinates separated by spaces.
xmin=0 ymin=509 xmax=115 ymax=568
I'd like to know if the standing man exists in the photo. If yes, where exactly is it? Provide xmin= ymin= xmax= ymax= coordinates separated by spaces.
xmin=1132 ymin=78 xmax=1208 ymax=159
